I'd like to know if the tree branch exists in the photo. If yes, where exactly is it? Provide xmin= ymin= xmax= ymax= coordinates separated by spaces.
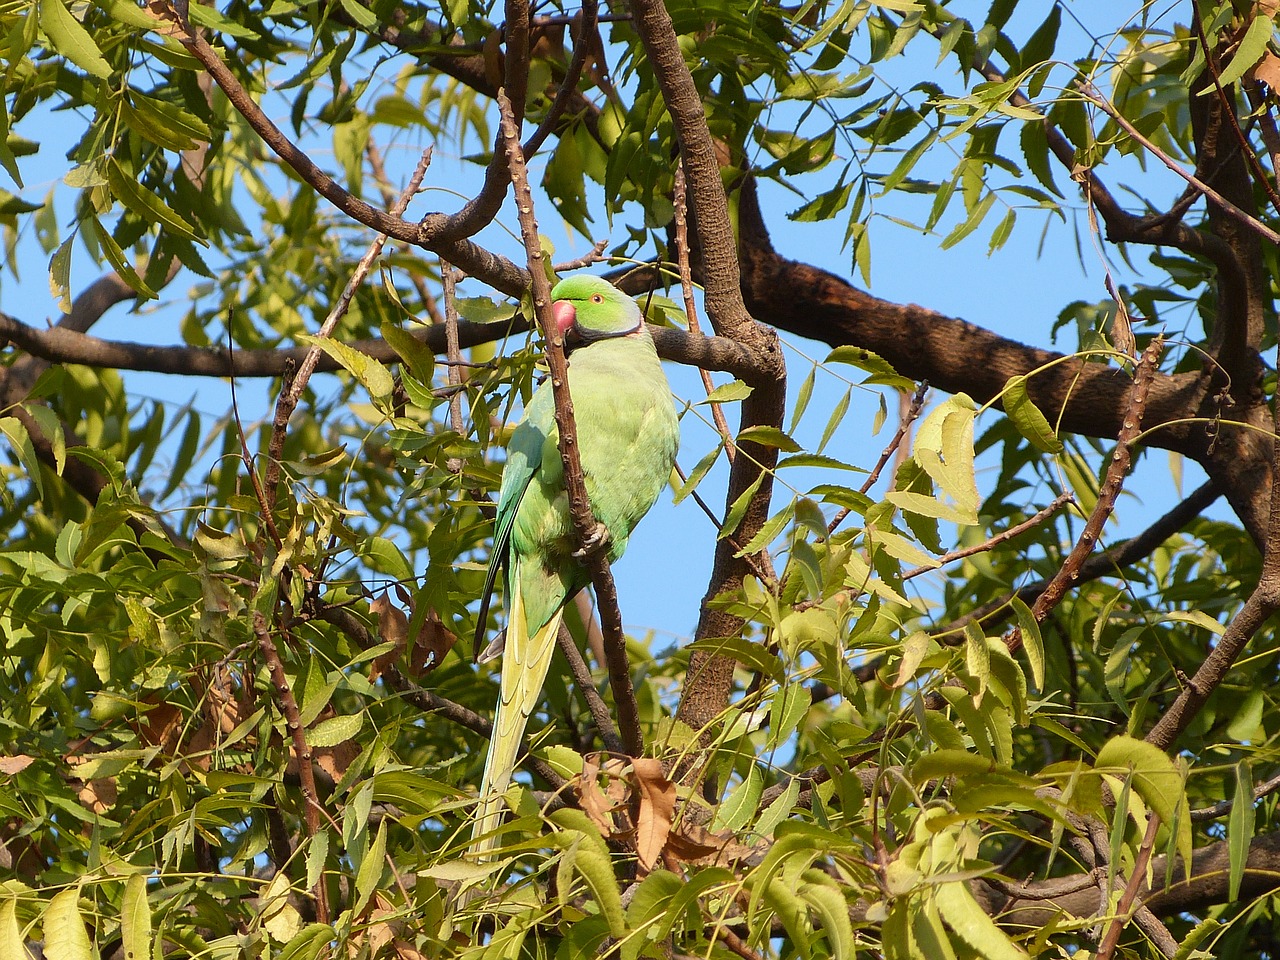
xmin=169 ymin=10 xmax=530 ymax=298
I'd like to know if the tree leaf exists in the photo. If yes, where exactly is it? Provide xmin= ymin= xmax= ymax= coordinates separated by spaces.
xmin=38 ymin=0 xmax=110 ymax=77
xmin=43 ymin=889 xmax=92 ymax=960
xmin=1229 ymin=760 xmax=1253 ymax=902
xmin=1001 ymin=375 xmax=1063 ymax=453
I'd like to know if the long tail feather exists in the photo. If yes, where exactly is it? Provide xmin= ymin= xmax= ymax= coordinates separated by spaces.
xmin=471 ymin=580 xmax=564 ymax=861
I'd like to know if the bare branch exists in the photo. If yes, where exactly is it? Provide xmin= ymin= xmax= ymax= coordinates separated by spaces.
xmin=1006 ymin=337 xmax=1165 ymax=655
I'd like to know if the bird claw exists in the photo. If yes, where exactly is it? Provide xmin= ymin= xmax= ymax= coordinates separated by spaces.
xmin=573 ymin=523 xmax=611 ymax=560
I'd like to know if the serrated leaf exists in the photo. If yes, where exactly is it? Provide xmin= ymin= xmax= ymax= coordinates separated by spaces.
xmin=353 ymin=819 xmax=386 ymax=913
xmin=1002 ymin=375 xmax=1062 ymax=453
xmin=687 ymin=635 xmax=783 ymax=682
xmin=548 ymin=809 xmax=625 ymax=937
xmin=0 ymin=417 xmax=43 ymax=501
xmin=935 ymin=881 xmax=1027 ymax=960
xmin=361 ymin=536 xmax=413 ymax=581
xmin=380 ymin=320 xmax=436 ymax=385
xmin=49 ymin=236 xmax=73 ymax=313
xmin=713 ymin=764 xmax=763 ymax=832
xmin=672 ymin=444 xmax=721 ymax=505
xmin=43 ymin=888 xmax=91 ymax=960
xmin=737 ymin=425 xmax=802 ymax=451
xmin=699 ymin=380 xmax=753 ymax=404
xmin=0 ymin=900 xmax=33 ymax=960
xmin=302 ymin=336 xmax=395 ymax=402
xmin=39 ymin=0 xmax=110 ymax=77
xmin=1229 ymin=760 xmax=1253 ymax=901
xmin=309 ymin=712 xmax=362 ymax=748
xmin=106 ymin=159 xmax=201 ymax=241
xmin=1011 ymin=596 xmax=1045 ymax=691
xmin=1095 ymin=735 xmax=1192 ymax=879
xmin=1217 ymin=13 xmax=1272 ymax=88
xmin=120 ymin=874 xmax=150 ymax=960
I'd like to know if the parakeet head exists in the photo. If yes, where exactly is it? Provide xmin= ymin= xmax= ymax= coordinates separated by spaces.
xmin=548 ymin=275 xmax=644 ymax=348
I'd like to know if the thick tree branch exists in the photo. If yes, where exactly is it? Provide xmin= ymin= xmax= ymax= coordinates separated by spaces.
xmin=0 ymin=312 xmax=762 ymax=382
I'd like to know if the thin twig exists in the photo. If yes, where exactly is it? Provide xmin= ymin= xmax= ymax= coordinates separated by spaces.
xmin=169 ymin=14 xmax=529 ymax=296
xmin=521 ymin=0 xmax=599 ymax=158
xmin=828 ymin=381 xmax=928 ymax=536
xmin=1193 ymin=768 xmax=1280 ymax=822
xmin=1096 ymin=814 xmax=1162 ymax=960
xmin=1006 ymin=336 xmax=1164 ymax=655
xmin=252 ymin=611 xmax=329 ymax=923
xmin=555 ymin=623 xmax=625 ymax=755
xmin=262 ymin=148 xmax=433 ymax=510
xmin=442 ymin=261 xmax=467 ymax=474
xmin=1189 ymin=0 xmax=1280 ymax=217
xmin=498 ymin=91 xmax=645 ymax=759
xmin=1079 ymin=82 xmax=1280 ymax=245
xmin=554 ymin=240 xmax=609 ymax=273
xmin=902 ymin=492 xmax=1074 ymax=580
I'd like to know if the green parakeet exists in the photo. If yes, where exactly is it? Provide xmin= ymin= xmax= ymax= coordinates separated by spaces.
xmin=471 ymin=274 xmax=679 ymax=858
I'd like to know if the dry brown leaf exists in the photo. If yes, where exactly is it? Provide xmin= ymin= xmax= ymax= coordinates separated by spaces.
xmin=77 ymin=778 xmax=117 ymax=814
xmin=631 ymin=758 xmax=676 ymax=871
xmin=393 ymin=942 xmax=429 ymax=960
xmin=371 ymin=592 xmax=409 ymax=683
xmin=0 ymin=755 xmax=33 ymax=775
xmin=132 ymin=700 xmax=183 ymax=753
xmin=664 ymin=822 xmax=768 ymax=867
xmin=411 ymin=610 xmax=458 ymax=677
xmin=1253 ymin=51 xmax=1280 ymax=91
xmin=315 ymin=740 xmax=359 ymax=782
xmin=575 ymin=754 xmax=617 ymax=835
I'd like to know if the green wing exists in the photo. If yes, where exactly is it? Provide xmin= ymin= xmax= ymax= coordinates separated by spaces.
xmin=473 ymin=384 xmax=557 ymax=654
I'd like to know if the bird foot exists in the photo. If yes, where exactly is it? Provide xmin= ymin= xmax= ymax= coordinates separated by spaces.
xmin=573 ymin=523 xmax=611 ymax=560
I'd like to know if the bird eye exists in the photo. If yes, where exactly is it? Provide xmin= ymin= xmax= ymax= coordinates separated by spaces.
xmin=590 ymin=294 xmax=604 ymax=303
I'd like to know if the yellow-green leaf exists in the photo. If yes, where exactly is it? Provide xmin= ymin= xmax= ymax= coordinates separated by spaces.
xmin=38 ymin=0 xmax=110 ymax=78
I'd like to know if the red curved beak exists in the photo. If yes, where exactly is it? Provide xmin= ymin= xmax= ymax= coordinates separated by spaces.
xmin=551 ymin=300 xmax=577 ymax=339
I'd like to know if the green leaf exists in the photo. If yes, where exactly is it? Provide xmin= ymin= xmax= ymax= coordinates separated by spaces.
xmin=548 ymin=809 xmax=625 ymax=938
xmin=713 ymin=764 xmax=763 ymax=832
xmin=1011 ymin=596 xmax=1045 ymax=691
xmin=120 ymin=875 xmax=150 ymax=960
xmin=353 ymin=819 xmax=386 ymax=913
xmin=0 ymin=900 xmax=32 ymax=960
xmin=90 ymin=216 xmax=157 ymax=299
xmin=1095 ymin=735 xmax=1192 ymax=878
xmin=699 ymin=380 xmax=753 ymax=404
xmin=737 ymin=425 xmax=802 ymax=451
xmin=38 ymin=0 xmax=111 ymax=77
xmin=106 ymin=159 xmax=202 ymax=241
xmin=1001 ymin=375 xmax=1062 ymax=453
xmin=1216 ymin=13 xmax=1272 ymax=88
xmin=687 ymin=636 xmax=783 ymax=682
xmin=1229 ymin=760 xmax=1253 ymax=901
xmin=380 ymin=320 xmax=436 ymax=385
xmin=310 ymin=712 xmax=362 ymax=748
xmin=302 ymin=336 xmax=396 ymax=403
xmin=43 ymin=889 xmax=92 ymax=960
xmin=0 ymin=417 xmax=44 ymax=501
xmin=361 ymin=536 xmax=414 ymax=582
xmin=672 ymin=443 xmax=722 ymax=505
xmin=49 ymin=236 xmax=73 ymax=313
xmin=934 ymin=881 xmax=1027 ymax=960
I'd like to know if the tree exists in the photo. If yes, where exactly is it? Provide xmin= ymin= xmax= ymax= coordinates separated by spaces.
xmin=0 ymin=0 xmax=1277 ymax=956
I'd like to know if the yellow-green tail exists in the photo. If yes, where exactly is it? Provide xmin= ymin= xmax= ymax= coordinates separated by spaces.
xmin=471 ymin=583 xmax=564 ymax=861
